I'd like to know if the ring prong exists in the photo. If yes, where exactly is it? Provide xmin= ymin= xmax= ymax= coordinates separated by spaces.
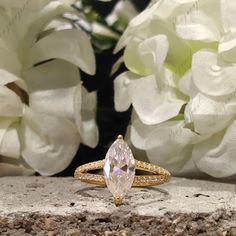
xmin=117 ymin=134 xmax=123 ymax=140
xmin=114 ymin=196 xmax=123 ymax=206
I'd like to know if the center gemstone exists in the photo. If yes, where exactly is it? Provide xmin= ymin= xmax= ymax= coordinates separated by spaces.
xmin=103 ymin=137 xmax=135 ymax=199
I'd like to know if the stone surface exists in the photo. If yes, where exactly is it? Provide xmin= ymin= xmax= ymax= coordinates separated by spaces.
xmin=104 ymin=138 xmax=135 ymax=199
xmin=0 ymin=176 xmax=235 ymax=235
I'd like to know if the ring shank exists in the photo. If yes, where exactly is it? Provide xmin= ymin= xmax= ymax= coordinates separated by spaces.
xmin=74 ymin=160 xmax=170 ymax=187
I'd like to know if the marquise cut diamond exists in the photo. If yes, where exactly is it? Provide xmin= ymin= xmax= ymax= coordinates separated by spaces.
xmin=103 ymin=137 xmax=135 ymax=199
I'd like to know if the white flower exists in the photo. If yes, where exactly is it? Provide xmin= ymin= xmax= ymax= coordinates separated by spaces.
xmin=114 ymin=0 xmax=236 ymax=178
xmin=0 ymin=0 xmax=98 ymax=176
xmin=106 ymin=0 xmax=138 ymax=25
xmin=0 ymin=0 xmax=50 ymax=10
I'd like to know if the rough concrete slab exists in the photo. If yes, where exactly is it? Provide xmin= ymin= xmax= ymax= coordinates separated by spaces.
xmin=0 ymin=177 xmax=235 ymax=235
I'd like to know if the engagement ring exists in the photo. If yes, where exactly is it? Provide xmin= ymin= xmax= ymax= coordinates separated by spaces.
xmin=74 ymin=135 xmax=171 ymax=206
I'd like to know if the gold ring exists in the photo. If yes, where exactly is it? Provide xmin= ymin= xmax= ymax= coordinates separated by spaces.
xmin=74 ymin=135 xmax=171 ymax=206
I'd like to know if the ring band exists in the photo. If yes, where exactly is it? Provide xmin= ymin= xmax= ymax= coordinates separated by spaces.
xmin=74 ymin=160 xmax=170 ymax=187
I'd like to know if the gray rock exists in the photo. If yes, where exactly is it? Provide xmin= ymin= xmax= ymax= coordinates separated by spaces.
xmin=0 ymin=177 xmax=235 ymax=235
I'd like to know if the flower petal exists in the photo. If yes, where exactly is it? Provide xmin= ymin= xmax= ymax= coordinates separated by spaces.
xmin=0 ymin=124 xmax=20 ymax=159
xmin=123 ymin=21 xmax=191 ymax=76
xmin=132 ymin=75 xmax=185 ymax=125
xmin=185 ymin=93 xmax=234 ymax=134
xmin=114 ymin=71 xmax=139 ymax=112
xmin=218 ymin=0 xmax=236 ymax=61
xmin=75 ymin=86 xmax=99 ymax=148
xmin=0 ymin=118 xmax=17 ymax=145
xmin=111 ymin=56 xmax=124 ymax=76
xmin=193 ymin=121 xmax=236 ymax=178
xmin=25 ymin=59 xmax=80 ymax=120
xmin=0 ymin=86 xmax=23 ymax=117
xmin=29 ymin=29 xmax=95 ymax=75
xmin=14 ymin=1 xmax=73 ymax=43
xmin=192 ymin=49 xmax=236 ymax=96
xmin=138 ymin=35 xmax=169 ymax=73
xmin=20 ymin=107 xmax=80 ymax=175
xmin=178 ymin=70 xmax=198 ymax=97
xmin=0 ymin=47 xmax=21 ymax=76
xmin=0 ymin=69 xmax=28 ymax=91
xmin=107 ymin=0 xmax=138 ymax=23
xmin=219 ymin=32 xmax=236 ymax=62
xmin=114 ymin=1 xmax=160 ymax=53
xmin=176 ymin=10 xmax=220 ymax=42
xmin=0 ymin=69 xmax=21 ymax=85
xmin=0 ymin=162 xmax=34 ymax=176
xmin=123 ymin=38 xmax=148 ymax=76
xmin=149 ymin=19 xmax=192 ymax=75
xmin=145 ymin=121 xmax=201 ymax=176
xmin=221 ymin=0 xmax=236 ymax=33
xmin=0 ymin=0 xmax=50 ymax=10
xmin=130 ymin=112 xmax=155 ymax=150
xmin=0 ymin=12 xmax=19 ymax=51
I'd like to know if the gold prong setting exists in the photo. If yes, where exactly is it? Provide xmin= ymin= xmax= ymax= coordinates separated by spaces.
xmin=117 ymin=134 xmax=123 ymax=140
xmin=114 ymin=196 xmax=123 ymax=206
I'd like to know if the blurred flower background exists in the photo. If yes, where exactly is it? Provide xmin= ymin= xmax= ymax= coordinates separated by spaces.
xmin=0 ymin=0 xmax=99 ymax=176
xmin=2 ymin=0 xmax=235 ymax=180
xmin=0 ymin=0 xmax=148 ymax=176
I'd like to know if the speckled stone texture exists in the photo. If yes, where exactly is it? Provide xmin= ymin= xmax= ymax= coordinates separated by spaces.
xmin=0 ymin=177 xmax=235 ymax=235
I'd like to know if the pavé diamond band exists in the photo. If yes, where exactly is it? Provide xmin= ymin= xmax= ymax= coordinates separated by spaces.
xmin=74 ymin=135 xmax=171 ymax=206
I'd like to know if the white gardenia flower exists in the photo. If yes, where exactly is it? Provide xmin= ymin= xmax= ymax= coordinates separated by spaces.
xmin=114 ymin=0 xmax=236 ymax=178
xmin=0 ymin=0 xmax=98 ymax=176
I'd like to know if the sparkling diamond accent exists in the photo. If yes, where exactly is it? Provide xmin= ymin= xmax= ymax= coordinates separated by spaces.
xmin=103 ymin=138 xmax=135 ymax=198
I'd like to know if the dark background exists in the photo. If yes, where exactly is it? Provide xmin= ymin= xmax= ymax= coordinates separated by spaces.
xmin=57 ymin=0 xmax=150 ymax=176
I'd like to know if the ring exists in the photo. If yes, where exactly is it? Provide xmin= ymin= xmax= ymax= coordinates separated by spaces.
xmin=74 ymin=135 xmax=171 ymax=206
